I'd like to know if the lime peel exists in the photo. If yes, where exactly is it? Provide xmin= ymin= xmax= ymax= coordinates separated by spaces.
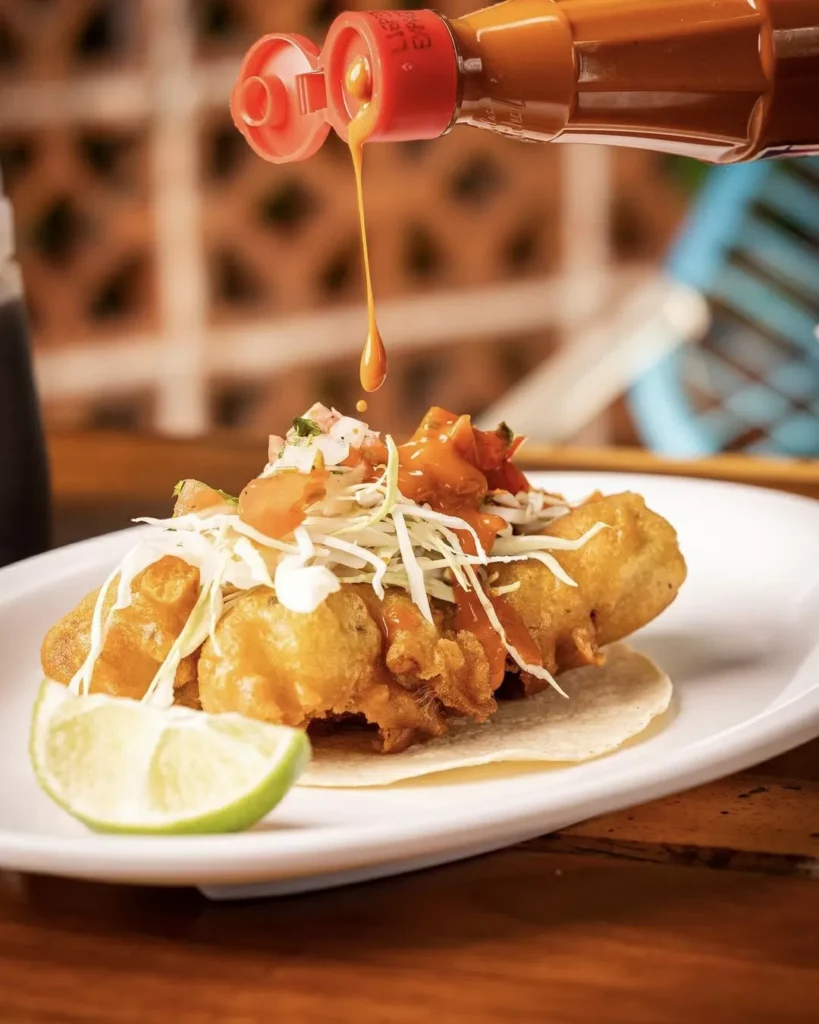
xmin=30 ymin=680 xmax=310 ymax=835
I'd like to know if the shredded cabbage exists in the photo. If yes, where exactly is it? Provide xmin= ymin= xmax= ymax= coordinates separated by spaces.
xmin=77 ymin=407 xmax=608 ymax=707
xmin=392 ymin=508 xmax=433 ymax=624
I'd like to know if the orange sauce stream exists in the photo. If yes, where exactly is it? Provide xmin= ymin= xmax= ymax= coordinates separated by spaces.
xmin=345 ymin=56 xmax=387 ymax=395
xmin=452 ymin=586 xmax=507 ymax=686
xmin=381 ymin=600 xmax=424 ymax=645
xmin=391 ymin=406 xmax=540 ymax=683
xmin=452 ymin=588 xmax=541 ymax=687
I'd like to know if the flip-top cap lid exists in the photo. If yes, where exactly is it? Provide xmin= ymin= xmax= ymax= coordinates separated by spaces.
xmin=230 ymin=33 xmax=331 ymax=164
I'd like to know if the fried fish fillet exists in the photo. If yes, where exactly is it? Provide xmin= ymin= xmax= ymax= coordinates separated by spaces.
xmin=40 ymin=492 xmax=685 ymax=752
xmin=494 ymin=491 xmax=686 ymax=695
xmin=197 ymin=586 xmax=494 ymax=752
xmin=40 ymin=555 xmax=201 ymax=706
xmin=198 ymin=491 xmax=684 ymax=750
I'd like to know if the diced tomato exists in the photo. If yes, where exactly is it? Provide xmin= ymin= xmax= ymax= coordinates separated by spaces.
xmin=238 ymin=470 xmax=328 ymax=539
xmin=397 ymin=407 xmax=531 ymax=515
xmin=339 ymin=436 xmax=388 ymax=481
xmin=173 ymin=480 xmax=230 ymax=518
xmin=267 ymin=435 xmax=285 ymax=463
xmin=485 ymin=459 xmax=530 ymax=495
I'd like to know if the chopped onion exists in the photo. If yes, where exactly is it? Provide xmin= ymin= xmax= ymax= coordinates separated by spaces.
xmin=329 ymin=416 xmax=368 ymax=448
xmin=273 ymin=443 xmax=321 ymax=473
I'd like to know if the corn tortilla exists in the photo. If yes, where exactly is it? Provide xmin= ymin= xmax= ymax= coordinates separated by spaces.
xmin=300 ymin=643 xmax=671 ymax=787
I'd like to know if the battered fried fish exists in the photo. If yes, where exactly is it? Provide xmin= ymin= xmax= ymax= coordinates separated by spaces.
xmin=40 ymin=397 xmax=687 ymax=757
xmin=197 ymin=586 xmax=494 ymax=752
xmin=494 ymin=491 xmax=687 ymax=696
xmin=41 ymin=555 xmax=201 ymax=706
xmin=195 ymin=491 xmax=684 ymax=750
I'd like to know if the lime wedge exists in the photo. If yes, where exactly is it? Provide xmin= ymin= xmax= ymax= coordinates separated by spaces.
xmin=30 ymin=680 xmax=310 ymax=835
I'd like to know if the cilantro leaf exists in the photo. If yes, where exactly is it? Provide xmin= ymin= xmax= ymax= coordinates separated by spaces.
xmin=292 ymin=416 xmax=322 ymax=438
xmin=496 ymin=422 xmax=514 ymax=446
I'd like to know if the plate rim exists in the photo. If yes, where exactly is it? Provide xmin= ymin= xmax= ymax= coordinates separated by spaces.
xmin=1 ymin=470 xmax=817 ymax=885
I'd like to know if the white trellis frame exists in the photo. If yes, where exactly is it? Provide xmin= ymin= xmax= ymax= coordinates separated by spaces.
xmin=1 ymin=0 xmax=636 ymax=439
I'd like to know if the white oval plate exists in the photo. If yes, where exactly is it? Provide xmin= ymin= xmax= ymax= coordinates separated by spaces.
xmin=1 ymin=473 xmax=818 ymax=899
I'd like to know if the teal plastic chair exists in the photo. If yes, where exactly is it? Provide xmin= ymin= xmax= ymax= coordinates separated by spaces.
xmin=628 ymin=158 xmax=819 ymax=456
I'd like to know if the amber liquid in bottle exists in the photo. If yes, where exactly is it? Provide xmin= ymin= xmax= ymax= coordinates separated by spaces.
xmin=329 ymin=0 xmax=819 ymax=394
xmin=345 ymin=55 xmax=388 ymax=395
xmin=447 ymin=0 xmax=819 ymax=162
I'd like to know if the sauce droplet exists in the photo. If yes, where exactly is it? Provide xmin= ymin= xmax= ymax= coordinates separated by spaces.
xmin=345 ymin=55 xmax=372 ymax=103
xmin=356 ymin=399 xmax=368 ymax=413
xmin=345 ymin=55 xmax=387 ymax=394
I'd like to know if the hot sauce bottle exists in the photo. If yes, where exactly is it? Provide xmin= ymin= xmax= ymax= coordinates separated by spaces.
xmin=230 ymin=1 xmax=819 ymax=391
xmin=231 ymin=1 xmax=819 ymax=168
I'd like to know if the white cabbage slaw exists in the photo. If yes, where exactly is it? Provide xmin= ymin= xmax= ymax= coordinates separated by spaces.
xmin=69 ymin=407 xmax=606 ymax=707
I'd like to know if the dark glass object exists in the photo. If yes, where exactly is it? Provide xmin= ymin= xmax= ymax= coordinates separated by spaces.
xmin=0 ymin=183 xmax=50 ymax=567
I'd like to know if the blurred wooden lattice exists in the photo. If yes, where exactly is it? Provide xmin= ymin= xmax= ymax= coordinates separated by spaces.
xmin=0 ymin=124 xmax=155 ymax=348
xmin=0 ymin=0 xmax=686 ymax=441
xmin=0 ymin=0 xmax=144 ymax=78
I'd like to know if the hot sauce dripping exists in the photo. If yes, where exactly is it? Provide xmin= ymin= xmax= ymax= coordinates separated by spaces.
xmin=380 ymin=599 xmax=424 ymax=647
xmin=357 ymin=587 xmax=425 ymax=655
xmin=494 ymin=594 xmax=542 ymax=670
xmin=452 ymin=588 xmax=542 ymax=688
xmin=452 ymin=507 xmax=509 ymax=557
xmin=452 ymin=586 xmax=507 ymax=686
xmin=345 ymin=55 xmax=387 ymax=394
xmin=391 ymin=406 xmax=540 ymax=682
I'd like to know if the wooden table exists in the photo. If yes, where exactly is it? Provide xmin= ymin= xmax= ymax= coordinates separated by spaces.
xmin=2 ymin=434 xmax=819 ymax=1023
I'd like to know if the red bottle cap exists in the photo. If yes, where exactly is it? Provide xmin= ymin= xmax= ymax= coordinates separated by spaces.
xmin=230 ymin=34 xmax=331 ymax=164
xmin=230 ymin=10 xmax=459 ymax=163
xmin=322 ymin=10 xmax=459 ymax=144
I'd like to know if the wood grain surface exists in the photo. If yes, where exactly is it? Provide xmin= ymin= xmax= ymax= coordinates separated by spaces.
xmin=48 ymin=431 xmax=819 ymax=504
xmin=1 ymin=433 xmax=816 ymax=1023
xmin=1 ymin=841 xmax=818 ymax=1023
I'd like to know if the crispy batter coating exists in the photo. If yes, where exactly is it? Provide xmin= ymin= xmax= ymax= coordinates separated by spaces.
xmin=197 ymin=585 xmax=494 ymax=752
xmin=368 ymin=590 xmax=496 ymax=722
xmin=494 ymin=492 xmax=687 ymax=695
xmin=40 ymin=492 xmax=685 ymax=751
xmin=40 ymin=555 xmax=201 ymax=706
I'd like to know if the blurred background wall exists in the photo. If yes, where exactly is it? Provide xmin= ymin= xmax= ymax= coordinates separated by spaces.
xmin=0 ymin=0 xmax=698 ymax=443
